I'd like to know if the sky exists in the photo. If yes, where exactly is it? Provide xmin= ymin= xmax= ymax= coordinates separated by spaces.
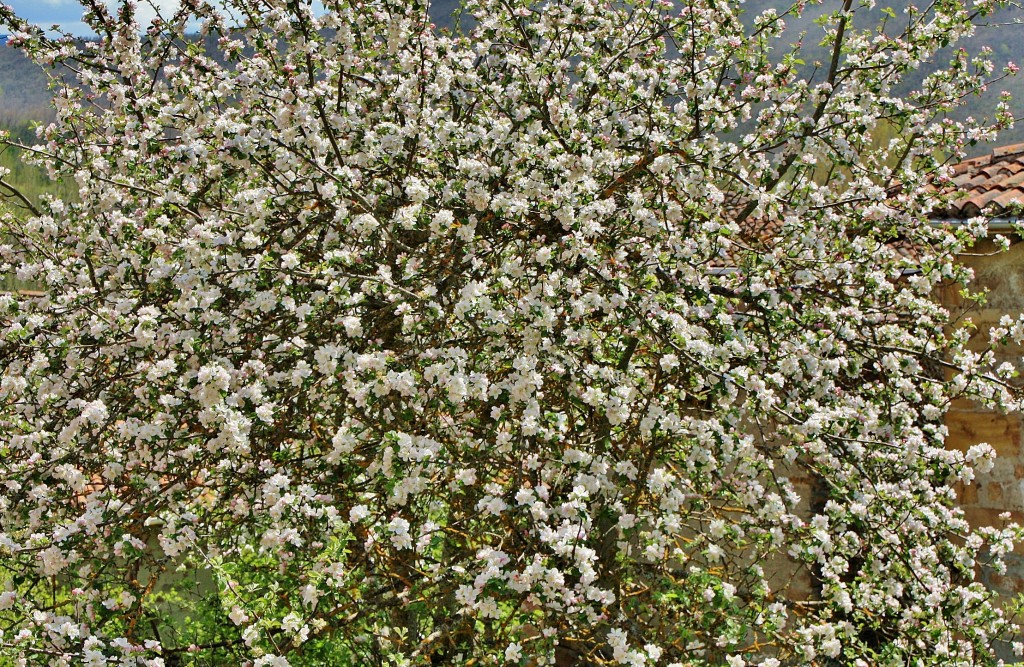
xmin=4 ymin=0 xmax=186 ymax=37
xmin=2 ymin=0 xmax=349 ymax=36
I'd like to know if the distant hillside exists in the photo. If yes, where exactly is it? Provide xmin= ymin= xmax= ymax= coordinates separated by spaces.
xmin=735 ymin=0 xmax=1024 ymax=148
xmin=1 ymin=0 xmax=1022 ymax=149
xmin=0 ymin=46 xmax=52 ymax=124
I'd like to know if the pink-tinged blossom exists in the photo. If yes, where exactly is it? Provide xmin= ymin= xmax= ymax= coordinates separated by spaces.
xmin=0 ymin=0 xmax=1021 ymax=664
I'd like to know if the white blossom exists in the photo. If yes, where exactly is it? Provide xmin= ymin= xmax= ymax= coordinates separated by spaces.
xmin=0 ymin=0 xmax=1019 ymax=664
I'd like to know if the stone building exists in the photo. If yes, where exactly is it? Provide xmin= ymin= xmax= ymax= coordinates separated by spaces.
xmin=939 ymin=142 xmax=1024 ymax=594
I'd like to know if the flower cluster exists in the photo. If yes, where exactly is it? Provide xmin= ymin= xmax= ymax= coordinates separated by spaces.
xmin=0 ymin=0 xmax=1022 ymax=665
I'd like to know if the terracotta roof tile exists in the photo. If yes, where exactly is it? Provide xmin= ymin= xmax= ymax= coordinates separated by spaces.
xmin=952 ymin=156 xmax=987 ymax=175
xmin=975 ymin=188 xmax=1008 ymax=208
xmin=980 ymin=166 xmax=1011 ymax=178
xmin=711 ymin=143 xmax=1024 ymax=268
xmin=962 ymin=202 xmax=984 ymax=217
xmin=992 ymin=142 xmax=1024 ymax=159
xmin=937 ymin=145 xmax=1024 ymax=218
xmin=993 ymin=190 xmax=1024 ymax=208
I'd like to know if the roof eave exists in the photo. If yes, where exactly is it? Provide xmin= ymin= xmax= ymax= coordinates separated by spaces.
xmin=930 ymin=217 xmax=1022 ymax=233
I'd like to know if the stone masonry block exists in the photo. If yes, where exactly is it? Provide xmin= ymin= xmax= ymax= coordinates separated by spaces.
xmin=946 ymin=409 xmax=1022 ymax=459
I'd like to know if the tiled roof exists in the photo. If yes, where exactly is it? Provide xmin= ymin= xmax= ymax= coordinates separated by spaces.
xmin=938 ymin=143 xmax=1024 ymax=218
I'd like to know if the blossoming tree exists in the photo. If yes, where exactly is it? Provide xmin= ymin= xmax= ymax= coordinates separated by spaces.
xmin=1 ymin=0 xmax=1024 ymax=664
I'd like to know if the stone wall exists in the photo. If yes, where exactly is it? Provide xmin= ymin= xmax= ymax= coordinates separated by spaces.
xmin=945 ymin=236 xmax=1024 ymax=596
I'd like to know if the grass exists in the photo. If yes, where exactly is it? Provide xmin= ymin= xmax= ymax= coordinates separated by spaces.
xmin=1 ymin=118 xmax=77 ymax=206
